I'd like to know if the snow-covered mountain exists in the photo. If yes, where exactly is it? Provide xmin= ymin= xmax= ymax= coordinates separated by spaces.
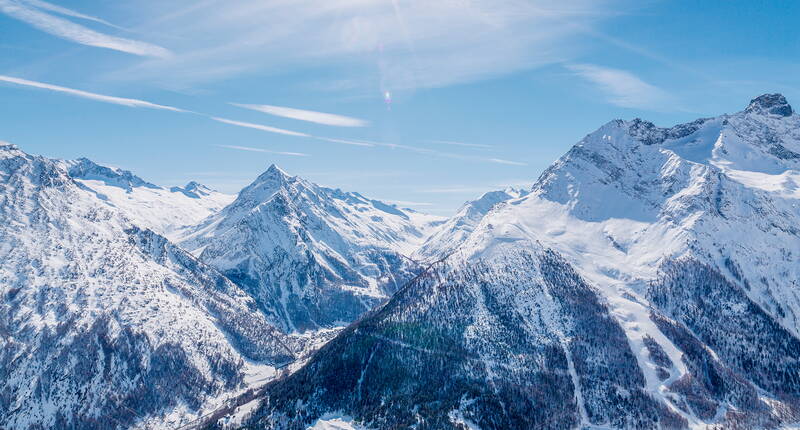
xmin=5 ymin=93 xmax=800 ymax=429
xmin=452 ymin=93 xmax=800 ymax=335
xmin=235 ymin=250 xmax=691 ymax=429
xmin=59 ymin=157 xmax=234 ymax=238
xmin=230 ymin=94 xmax=800 ymax=429
xmin=416 ymin=187 xmax=529 ymax=261
xmin=0 ymin=143 xmax=294 ymax=429
xmin=178 ymin=165 xmax=445 ymax=333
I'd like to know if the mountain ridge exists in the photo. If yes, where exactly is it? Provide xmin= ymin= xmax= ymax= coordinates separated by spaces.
xmin=229 ymin=94 xmax=800 ymax=430
xmin=55 ymin=157 xmax=235 ymax=238
xmin=0 ymin=145 xmax=296 ymax=429
xmin=3 ymin=94 xmax=800 ymax=429
xmin=177 ymin=163 xmax=445 ymax=333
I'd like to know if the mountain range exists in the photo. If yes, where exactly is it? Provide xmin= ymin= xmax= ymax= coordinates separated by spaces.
xmin=1 ymin=94 xmax=799 ymax=429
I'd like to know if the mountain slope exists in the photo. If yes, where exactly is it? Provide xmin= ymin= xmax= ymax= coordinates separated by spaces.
xmin=0 ymin=143 xmax=292 ymax=430
xmin=432 ymin=94 xmax=800 ymax=426
xmin=224 ymin=95 xmax=800 ymax=429
xmin=60 ymin=157 xmax=234 ymax=238
xmin=421 ymin=93 xmax=800 ymax=426
xmin=178 ymin=165 xmax=444 ymax=333
xmin=228 ymin=249 xmax=687 ymax=430
xmin=416 ymin=188 xmax=528 ymax=261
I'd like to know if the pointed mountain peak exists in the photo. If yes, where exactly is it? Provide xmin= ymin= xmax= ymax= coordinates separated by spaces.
xmin=745 ymin=93 xmax=793 ymax=117
xmin=252 ymin=164 xmax=293 ymax=187
xmin=234 ymin=164 xmax=300 ymax=205
xmin=248 ymin=164 xmax=291 ymax=187
xmin=184 ymin=181 xmax=212 ymax=192
xmin=265 ymin=163 xmax=289 ymax=177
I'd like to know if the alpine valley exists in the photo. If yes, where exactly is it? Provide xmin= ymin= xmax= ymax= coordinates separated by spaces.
xmin=2 ymin=94 xmax=800 ymax=430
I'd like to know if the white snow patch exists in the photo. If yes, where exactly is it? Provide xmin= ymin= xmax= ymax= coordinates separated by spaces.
xmin=307 ymin=413 xmax=370 ymax=430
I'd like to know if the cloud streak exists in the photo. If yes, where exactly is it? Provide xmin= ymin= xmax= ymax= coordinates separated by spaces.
xmin=20 ymin=0 xmax=120 ymax=28
xmin=315 ymin=137 xmax=375 ymax=147
xmin=358 ymin=139 xmax=528 ymax=166
xmin=0 ymin=0 xmax=170 ymax=57
xmin=232 ymin=103 xmax=368 ymax=127
xmin=488 ymin=158 xmax=527 ymax=166
xmin=210 ymin=117 xmax=311 ymax=137
xmin=428 ymin=140 xmax=492 ymax=149
xmin=0 ymin=75 xmax=185 ymax=111
xmin=216 ymin=144 xmax=308 ymax=157
xmin=0 ymin=74 xmax=524 ymax=167
xmin=211 ymin=120 xmax=525 ymax=166
xmin=566 ymin=63 xmax=674 ymax=110
xmin=108 ymin=0 xmax=618 ymax=88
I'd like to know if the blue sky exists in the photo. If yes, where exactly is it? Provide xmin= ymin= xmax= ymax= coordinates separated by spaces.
xmin=1 ymin=0 xmax=799 ymax=214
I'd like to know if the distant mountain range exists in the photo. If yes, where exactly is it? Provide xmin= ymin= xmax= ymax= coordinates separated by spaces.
xmin=2 ymin=94 xmax=800 ymax=429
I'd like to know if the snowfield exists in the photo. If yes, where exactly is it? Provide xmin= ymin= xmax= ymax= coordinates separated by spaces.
xmin=58 ymin=157 xmax=235 ymax=237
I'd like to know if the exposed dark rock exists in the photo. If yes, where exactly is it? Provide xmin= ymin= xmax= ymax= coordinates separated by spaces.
xmin=746 ymin=94 xmax=793 ymax=117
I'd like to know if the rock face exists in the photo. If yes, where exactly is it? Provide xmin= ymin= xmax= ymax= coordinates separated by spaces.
xmin=178 ymin=165 xmax=444 ymax=333
xmin=0 ymin=145 xmax=292 ymax=430
xmin=231 ymin=95 xmax=800 ymax=429
xmin=746 ymin=93 xmax=794 ymax=117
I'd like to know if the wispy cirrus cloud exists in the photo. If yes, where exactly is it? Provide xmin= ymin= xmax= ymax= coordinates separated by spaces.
xmin=0 ymin=71 xmax=525 ymax=167
xmin=0 ymin=75 xmax=185 ymax=111
xmin=428 ymin=140 xmax=492 ymax=149
xmin=351 ymin=139 xmax=528 ymax=166
xmin=208 ymin=116 xmax=512 ymax=166
xmin=210 ymin=117 xmax=310 ymax=137
xmin=488 ymin=158 xmax=527 ymax=166
xmin=0 ymin=0 xmax=170 ymax=57
xmin=315 ymin=137 xmax=375 ymax=147
xmin=212 ymin=118 xmax=528 ymax=166
xmin=216 ymin=144 xmax=308 ymax=157
xmin=20 ymin=0 xmax=119 ymax=28
xmin=231 ymin=103 xmax=368 ymax=127
xmin=566 ymin=63 xmax=674 ymax=110
xmin=109 ymin=0 xmax=619 ymax=89
xmin=0 ymin=72 xmax=513 ymax=165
